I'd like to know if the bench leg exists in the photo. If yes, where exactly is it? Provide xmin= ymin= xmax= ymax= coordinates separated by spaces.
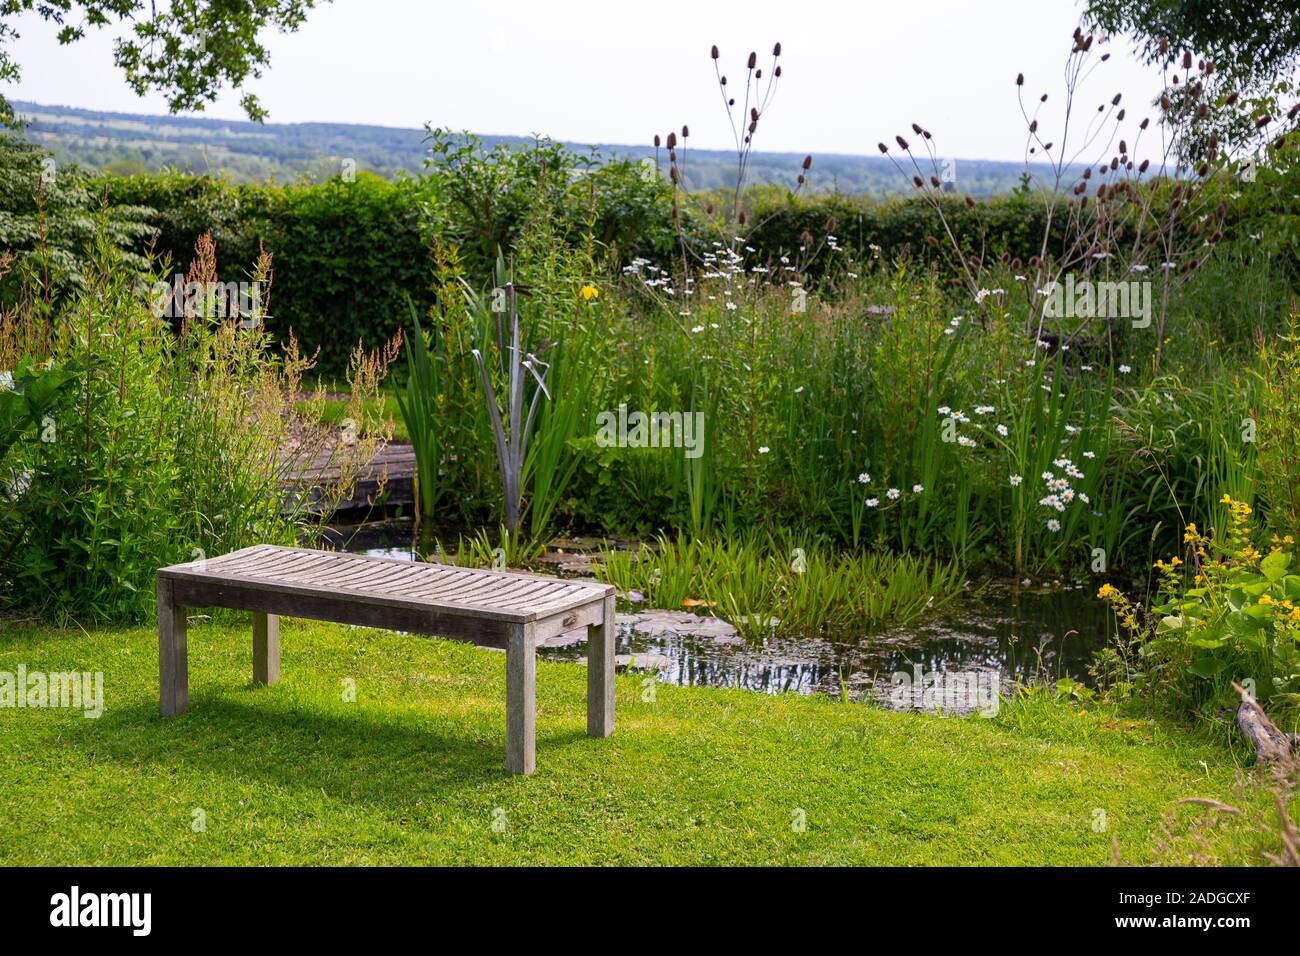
xmin=587 ymin=594 xmax=615 ymax=737
xmin=505 ymin=623 xmax=536 ymax=775
xmin=158 ymin=579 xmax=188 ymax=717
xmin=253 ymin=613 xmax=280 ymax=685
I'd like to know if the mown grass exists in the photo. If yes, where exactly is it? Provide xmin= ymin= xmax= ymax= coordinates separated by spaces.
xmin=0 ymin=618 xmax=1270 ymax=865
xmin=298 ymin=391 xmax=408 ymax=444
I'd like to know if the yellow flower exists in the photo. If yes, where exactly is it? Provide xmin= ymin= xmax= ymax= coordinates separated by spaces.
xmin=578 ymin=285 xmax=599 ymax=301
xmin=1258 ymin=594 xmax=1273 ymax=605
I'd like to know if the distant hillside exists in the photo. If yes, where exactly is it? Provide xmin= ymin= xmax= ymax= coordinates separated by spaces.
xmin=15 ymin=100 xmax=1048 ymax=196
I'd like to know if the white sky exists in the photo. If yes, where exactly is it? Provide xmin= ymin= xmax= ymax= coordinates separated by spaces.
xmin=7 ymin=0 xmax=1169 ymax=162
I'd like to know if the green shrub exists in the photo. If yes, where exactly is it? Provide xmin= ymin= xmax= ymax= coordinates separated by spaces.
xmin=0 ymin=231 xmax=392 ymax=622
xmin=1098 ymin=496 xmax=1300 ymax=723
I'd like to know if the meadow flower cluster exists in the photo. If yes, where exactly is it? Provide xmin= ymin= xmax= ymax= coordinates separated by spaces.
xmin=1037 ymin=456 xmax=1091 ymax=532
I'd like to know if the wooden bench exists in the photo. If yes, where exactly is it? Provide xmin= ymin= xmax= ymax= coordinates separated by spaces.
xmin=156 ymin=545 xmax=616 ymax=774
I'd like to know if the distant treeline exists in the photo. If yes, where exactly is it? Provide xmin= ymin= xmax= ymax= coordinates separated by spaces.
xmin=18 ymin=100 xmax=1054 ymax=196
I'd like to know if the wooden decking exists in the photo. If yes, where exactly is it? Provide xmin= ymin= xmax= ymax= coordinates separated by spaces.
xmin=283 ymin=443 xmax=416 ymax=513
xmin=157 ymin=545 xmax=616 ymax=774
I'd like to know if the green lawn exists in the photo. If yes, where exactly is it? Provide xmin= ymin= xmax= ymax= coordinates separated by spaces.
xmin=297 ymin=390 xmax=409 ymax=444
xmin=0 ymin=618 xmax=1263 ymax=865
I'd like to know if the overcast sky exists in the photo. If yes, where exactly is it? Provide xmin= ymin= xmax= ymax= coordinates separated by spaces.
xmin=7 ymin=0 xmax=1167 ymax=161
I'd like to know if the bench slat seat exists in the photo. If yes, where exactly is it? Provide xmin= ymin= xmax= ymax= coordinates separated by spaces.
xmin=156 ymin=545 xmax=616 ymax=774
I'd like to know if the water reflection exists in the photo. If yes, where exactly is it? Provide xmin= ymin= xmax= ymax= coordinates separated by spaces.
xmin=319 ymin=518 xmax=1108 ymax=709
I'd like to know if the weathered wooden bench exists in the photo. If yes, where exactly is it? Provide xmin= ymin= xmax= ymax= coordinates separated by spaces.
xmin=156 ymin=545 xmax=615 ymax=774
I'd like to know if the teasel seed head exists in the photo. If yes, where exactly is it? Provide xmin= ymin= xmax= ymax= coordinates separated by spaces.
xmin=911 ymin=122 xmax=923 ymax=135
xmin=912 ymin=175 xmax=924 ymax=188
xmin=930 ymin=175 xmax=940 ymax=188
xmin=896 ymin=135 xmax=909 ymax=150
xmin=1016 ymin=72 xmax=1024 ymax=86
xmin=1182 ymin=50 xmax=1192 ymax=70
xmin=1139 ymin=117 xmax=1150 ymax=130
xmin=878 ymin=142 xmax=889 ymax=154
xmin=682 ymin=124 xmax=690 ymax=138
xmin=774 ymin=65 xmax=782 ymax=78
xmin=1158 ymin=37 xmax=1169 ymax=55
xmin=1119 ymin=139 xmax=1127 ymax=154
xmin=965 ymin=195 xmax=975 ymax=208
xmin=1112 ymin=93 xmax=1122 ymax=106
xmin=802 ymin=155 xmax=812 ymax=170
xmin=1225 ymin=91 xmax=1238 ymax=106
xmin=738 ymin=210 xmax=747 ymax=226
xmin=797 ymin=173 xmax=804 ymax=184
xmin=1117 ymin=108 xmax=1125 ymax=121
xmin=1138 ymin=158 xmax=1149 ymax=173
xmin=667 ymin=131 xmax=677 ymax=148
xmin=654 ymin=134 xmax=661 ymax=148
xmin=747 ymin=51 xmax=757 ymax=69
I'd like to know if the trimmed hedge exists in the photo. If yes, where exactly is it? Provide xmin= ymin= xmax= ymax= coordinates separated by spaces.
xmin=99 ymin=169 xmax=1284 ymax=372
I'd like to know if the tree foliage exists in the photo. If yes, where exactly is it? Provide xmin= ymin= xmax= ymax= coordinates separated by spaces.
xmin=1084 ymin=0 xmax=1300 ymax=90
xmin=0 ymin=0 xmax=327 ymax=128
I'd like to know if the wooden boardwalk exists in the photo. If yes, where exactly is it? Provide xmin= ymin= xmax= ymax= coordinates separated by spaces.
xmin=283 ymin=442 xmax=416 ymax=514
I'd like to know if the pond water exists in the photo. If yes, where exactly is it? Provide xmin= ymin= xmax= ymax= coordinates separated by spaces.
xmin=319 ymin=518 xmax=1110 ymax=712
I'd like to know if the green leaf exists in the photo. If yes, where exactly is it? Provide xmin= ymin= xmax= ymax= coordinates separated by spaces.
xmin=1188 ymin=656 xmax=1228 ymax=679
xmin=1261 ymin=549 xmax=1291 ymax=582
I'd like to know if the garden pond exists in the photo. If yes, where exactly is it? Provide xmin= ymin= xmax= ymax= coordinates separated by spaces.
xmin=320 ymin=518 xmax=1110 ymax=713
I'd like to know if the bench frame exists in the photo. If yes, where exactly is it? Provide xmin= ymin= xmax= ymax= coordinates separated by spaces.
xmin=157 ymin=549 xmax=616 ymax=775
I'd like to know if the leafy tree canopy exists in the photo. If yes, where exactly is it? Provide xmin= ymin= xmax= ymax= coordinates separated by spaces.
xmin=0 ymin=0 xmax=328 ymax=128
xmin=1084 ymin=0 xmax=1300 ymax=90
